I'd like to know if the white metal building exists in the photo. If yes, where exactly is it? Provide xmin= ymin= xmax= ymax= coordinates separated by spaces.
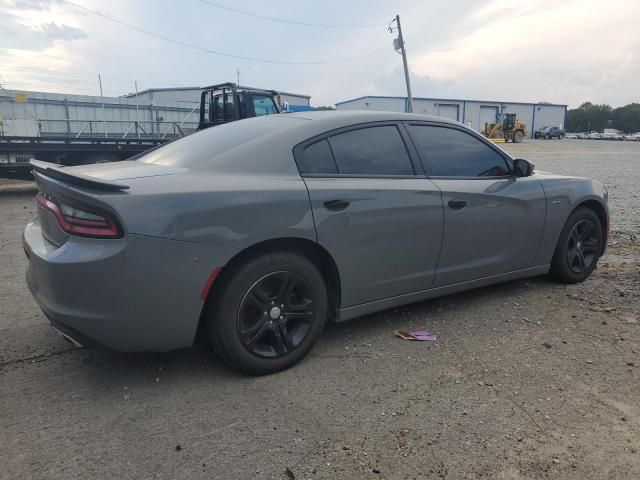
xmin=124 ymin=86 xmax=311 ymax=108
xmin=0 ymin=88 xmax=199 ymax=138
xmin=0 ymin=84 xmax=311 ymax=138
xmin=335 ymin=96 xmax=567 ymax=138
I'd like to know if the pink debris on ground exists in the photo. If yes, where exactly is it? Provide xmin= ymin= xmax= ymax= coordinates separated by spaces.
xmin=394 ymin=330 xmax=437 ymax=342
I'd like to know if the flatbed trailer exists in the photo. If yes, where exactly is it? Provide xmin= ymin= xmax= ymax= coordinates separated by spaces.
xmin=1 ymin=82 xmax=282 ymax=177
xmin=0 ymin=135 xmax=172 ymax=175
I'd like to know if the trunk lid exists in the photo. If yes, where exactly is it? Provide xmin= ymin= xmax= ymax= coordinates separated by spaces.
xmin=31 ymin=159 xmax=182 ymax=246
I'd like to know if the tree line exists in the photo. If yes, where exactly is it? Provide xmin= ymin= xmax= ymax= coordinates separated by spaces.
xmin=566 ymin=102 xmax=640 ymax=133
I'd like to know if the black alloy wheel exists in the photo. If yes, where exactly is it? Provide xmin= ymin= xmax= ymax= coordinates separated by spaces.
xmin=550 ymin=207 xmax=603 ymax=284
xmin=566 ymin=219 xmax=600 ymax=274
xmin=206 ymin=251 xmax=328 ymax=374
xmin=237 ymin=271 xmax=314 ymax=358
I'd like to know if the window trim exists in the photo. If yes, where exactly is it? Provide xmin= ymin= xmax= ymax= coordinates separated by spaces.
xmin=293 ymin=121 xmax=425 ymax=178
xmin=404 ymin=121 xmax=516 ymax=180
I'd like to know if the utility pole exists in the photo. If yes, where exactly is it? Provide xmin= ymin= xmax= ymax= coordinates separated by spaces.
xmin=236 ymin=68 xmax=240 ymax=85
xmin=390 ymin=15 xmax=413 ymax=113
xmin=98 ymin=74 xmax=107 ymax=138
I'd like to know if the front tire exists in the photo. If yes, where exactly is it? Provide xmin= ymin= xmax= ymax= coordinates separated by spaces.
xmin=513 ymin=130 xmax=524 ymax=143
xmin=549 ymin=208 xmax=603 ymax=283
xmin=206 ymin=252 xmax=328 ymax=374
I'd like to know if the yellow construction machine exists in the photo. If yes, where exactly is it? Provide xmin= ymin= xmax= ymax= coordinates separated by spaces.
xmin=483 ymin=113 xmax=527 ymax=143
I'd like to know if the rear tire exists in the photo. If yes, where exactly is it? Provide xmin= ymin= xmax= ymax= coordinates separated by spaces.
xmin=549 ymin=207 xmax=603 ymax=284
xmin=206 ymin=252 xmax=328 ymax=374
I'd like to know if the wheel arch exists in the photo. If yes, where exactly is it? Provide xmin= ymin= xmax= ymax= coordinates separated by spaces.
xmin=573 ymin=199 xmax=608 ymax=255
xmin=194 ymin=237 xmax=342 ymax=344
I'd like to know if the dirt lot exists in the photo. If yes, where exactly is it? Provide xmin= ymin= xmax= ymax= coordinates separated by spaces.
xmin=1 ymin=139 xmax=638 ymax=479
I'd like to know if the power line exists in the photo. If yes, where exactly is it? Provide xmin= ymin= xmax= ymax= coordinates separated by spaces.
xmin=0 ymin=65 xmax=190 ymax=87
xmin=62 ymin=0 xmax=388 ymax=65
xmin=196 ymin=0 xmax=387 ymax=29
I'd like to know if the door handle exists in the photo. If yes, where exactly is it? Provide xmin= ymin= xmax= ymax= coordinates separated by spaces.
xmin=324 ymin=199 xmax=350 ymax=211
xmin=448 ymin=199 xmax=467 ymax=210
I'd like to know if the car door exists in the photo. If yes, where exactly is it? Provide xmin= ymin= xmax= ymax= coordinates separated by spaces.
xmin=294 ymin=122 xmax=444 ymax=308
xmin=405 ymin=122 xmax=546 ymax=287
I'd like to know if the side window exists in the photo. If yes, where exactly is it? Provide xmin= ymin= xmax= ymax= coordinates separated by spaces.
xmin=301 ymin=139 xmax=338 ymax=174
xmin=252 ymin=95 xmax=278 ymax=116
xmin=408 ymin=125 xmax=511 ymax=177
xmin=328 ymin=126 xmax=414 ymax=175
xmin=212 ymin=93 xmax=236 ymax=122
xmin=224 ymin=93 xmax=235 ymax=121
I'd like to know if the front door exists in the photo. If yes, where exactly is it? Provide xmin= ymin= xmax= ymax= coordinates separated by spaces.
xmin=294 ymin=123 xmax=444 ymax=307
xmin=405 ymin=122 xmax=546 ymax=287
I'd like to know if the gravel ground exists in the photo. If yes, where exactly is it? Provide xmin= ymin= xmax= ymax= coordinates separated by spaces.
xmin=1 ymin=139 xmax=638 ymax=480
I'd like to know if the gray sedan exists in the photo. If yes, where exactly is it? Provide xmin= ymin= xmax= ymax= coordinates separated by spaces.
xmin=24 ymin=111 xmax=609 ymax=373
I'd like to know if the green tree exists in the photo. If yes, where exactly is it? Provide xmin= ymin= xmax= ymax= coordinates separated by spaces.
xmin=612 ymin=103 xmax=640 ymax=132
xmin=566 ymin=102 xmax=612 ymax=132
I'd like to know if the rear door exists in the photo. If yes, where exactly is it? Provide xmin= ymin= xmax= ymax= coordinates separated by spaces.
xmin=295 ymin=123 xmax=443 ymax=308
xmin=405 ymin=123 xmax=546 ymax=287
xmin=437 ymin=104 xmax=459 ymax=121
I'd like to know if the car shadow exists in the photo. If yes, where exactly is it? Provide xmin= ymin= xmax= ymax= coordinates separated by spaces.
xmin=67 ymin=275 xmax=559 ymax=386
xmin=321 ymin=274 xmax=559 ymax=342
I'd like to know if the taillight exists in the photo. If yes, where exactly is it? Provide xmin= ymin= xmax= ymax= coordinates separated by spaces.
xmin=36 ymin=192 xmax=122 ymax=238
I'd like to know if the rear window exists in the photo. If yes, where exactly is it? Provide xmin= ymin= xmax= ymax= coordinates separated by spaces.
xmin=328 ymin=126 xmax=414 ymax=175
xmin=141 ymin=115 xmax=302 ymax=168
xmin=302 ymin=139 xmax=338 ymax=174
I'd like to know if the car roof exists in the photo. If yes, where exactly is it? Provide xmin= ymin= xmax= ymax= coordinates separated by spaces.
xmin=140 ymin=111 xmax=466 ymax=173
xmin=282 ymin=109 xmax=460 ymax=126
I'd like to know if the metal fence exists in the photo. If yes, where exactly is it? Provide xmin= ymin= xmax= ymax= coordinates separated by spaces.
xmin=35 ymin=119 xmax=199 ymax=140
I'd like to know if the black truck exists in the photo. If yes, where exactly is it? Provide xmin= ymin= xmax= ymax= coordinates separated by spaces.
xmin=0 ymin=83 xmax=281 ymax=176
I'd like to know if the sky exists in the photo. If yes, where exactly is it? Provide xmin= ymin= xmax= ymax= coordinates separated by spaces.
xmin=0 ymin=0 xmax=638 ymax=108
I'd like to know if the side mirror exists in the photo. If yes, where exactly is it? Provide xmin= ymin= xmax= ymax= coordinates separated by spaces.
xmin=513 ymin=158 xmax=534 ymax=177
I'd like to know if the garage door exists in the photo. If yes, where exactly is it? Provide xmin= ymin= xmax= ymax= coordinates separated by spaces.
xmin=479 ymin=106 xmax=498 ymax=130
xmin=437 ymin=104 xmax=459 ymax=121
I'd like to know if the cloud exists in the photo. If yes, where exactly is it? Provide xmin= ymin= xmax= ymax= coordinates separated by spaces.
xmin=0 ymin=0 xmax=61 ymax=10
xmin=0 ymin=12 xmax=86 ymax=51
xmin=373 ymin=66 xmax=456 ymax=98
xmin=0 ymin=0 xmax=638 ymax=107
xmin=41 ymin=21 xmax=86 ymax=41
xmin=373 ymin=0 xmax=640 ymax=107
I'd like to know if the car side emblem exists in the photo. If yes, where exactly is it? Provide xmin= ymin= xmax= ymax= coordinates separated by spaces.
xmin=551 ymin=200 xmax=563 ymax=205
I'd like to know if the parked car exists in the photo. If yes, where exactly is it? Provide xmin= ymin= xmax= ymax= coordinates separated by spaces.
xmin=576 ymin=132 xmax=589 ymax=139
xmin=623 ymin=133 xmax=640 ymax=141
xmin=534 ymin=126 xmax=565 ymax=139
xmin=587 ymin=132 xmax=602 ymax=140
xmin=24 ymin=111 xmax=609 ymax=374
xmin=601 ymin=132 xmax=624 ymax=141
xmin=565 ymin=132 xmax=578 ymax=139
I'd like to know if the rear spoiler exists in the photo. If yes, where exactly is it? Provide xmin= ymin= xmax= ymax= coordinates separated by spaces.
xmin=30 ymin=160 xmax=130 ymax=191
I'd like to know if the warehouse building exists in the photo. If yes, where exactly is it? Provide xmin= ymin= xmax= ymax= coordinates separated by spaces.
xmin=335 ymin=96 xmax=567 ymax=138
xmin=124 ymin=86 xmax=311 ymax=109
xmin=0 ymin=88 xmax=199 ymax=138
xmin=0 ymin=85 xmax=311 ymax=138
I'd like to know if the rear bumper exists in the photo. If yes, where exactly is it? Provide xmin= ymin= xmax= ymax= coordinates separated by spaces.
xmin=24 ymin=221 xmax=237 ymax=351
